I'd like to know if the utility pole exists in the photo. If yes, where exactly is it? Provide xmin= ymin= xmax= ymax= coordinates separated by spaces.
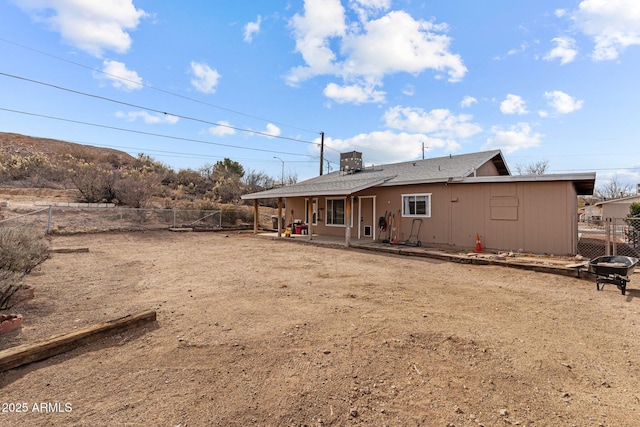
xmin=319 ymin=131 xmax=324 ymax=175
xmin=422 ymin=141 xmax=428 ymax=160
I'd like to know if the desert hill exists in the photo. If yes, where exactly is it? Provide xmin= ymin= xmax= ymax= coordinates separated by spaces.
xmin=0 ymin=132 xmax=135 ymax=164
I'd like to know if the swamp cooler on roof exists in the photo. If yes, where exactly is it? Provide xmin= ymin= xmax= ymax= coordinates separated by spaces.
xmin=340 ymin=151 xmax=363 ymax=174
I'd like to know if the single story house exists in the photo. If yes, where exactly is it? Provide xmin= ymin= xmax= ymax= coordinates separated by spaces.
xmin=584 ymin=194 xmax=640 ymax=221
xmin=242 ymin=150 xmax=596 ymax=255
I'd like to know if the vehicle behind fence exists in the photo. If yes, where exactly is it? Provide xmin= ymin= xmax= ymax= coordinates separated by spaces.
xmin=0 ymin=204 xmax=266 ymax=234
xmin=578 ymin=217 xmax=640 ymax=259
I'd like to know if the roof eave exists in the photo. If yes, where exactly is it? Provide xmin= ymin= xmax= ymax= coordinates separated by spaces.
xmin=241 ymin=177 xmax=392 ymax=200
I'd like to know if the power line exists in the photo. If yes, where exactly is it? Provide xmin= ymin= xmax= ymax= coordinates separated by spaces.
xmin=0 ymin=37 xmax=320 ymax=135
xmin=550 ymin=167 xmax=640 ymax=172
xmin=64 ymin=140 xmax=320 ymax=164
xmin=0 ymin=107 xmax=316 ymax=158
xmin=0 ymin=71 xmax=319 ymax=146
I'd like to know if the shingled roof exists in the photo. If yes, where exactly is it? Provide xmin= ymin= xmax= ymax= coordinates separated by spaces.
xmin=242 ymin=150 xmax=509 ymax=199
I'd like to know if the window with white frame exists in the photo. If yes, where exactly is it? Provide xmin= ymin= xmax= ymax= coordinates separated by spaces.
xmin=326 ymin=198 xmax=345 ymax=225
xmin=402 ymin=193 xmax=431 ymax=217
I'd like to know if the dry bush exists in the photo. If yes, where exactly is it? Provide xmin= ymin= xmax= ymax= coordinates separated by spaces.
xmin=66 ymin=158 xmax=117 ymax=203
xmin=0 ymin=227 xmax=49 ymax=310
xmin=114 ymin=170 xmax=161 ymax=208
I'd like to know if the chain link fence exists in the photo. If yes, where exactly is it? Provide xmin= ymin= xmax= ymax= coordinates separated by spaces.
xmin=578 ymin=217 xmax=640 ymax=259
xmin=0 ymin=205 xmax=260 ymax=234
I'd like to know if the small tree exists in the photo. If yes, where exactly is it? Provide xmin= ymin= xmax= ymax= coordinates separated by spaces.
xmin=213 ymin=158 xmax=244 ymax=179
xmin=242 ymin=169 xmax=276 ymax=193
xmin=596 ymin=176 xmax=634 ymax=200
xmin=514 ymin=159 xmax=549 ymax=175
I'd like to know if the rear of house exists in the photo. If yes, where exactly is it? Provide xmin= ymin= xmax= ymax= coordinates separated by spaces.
xmin=243 ymin=150 xmax=595 ymax=256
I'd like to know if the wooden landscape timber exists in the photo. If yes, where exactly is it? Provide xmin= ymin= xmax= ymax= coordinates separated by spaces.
xmin=0 ymin=309 xmax=157 ymax=373
xmin=50 ymin=248 xmax=90 ymax=254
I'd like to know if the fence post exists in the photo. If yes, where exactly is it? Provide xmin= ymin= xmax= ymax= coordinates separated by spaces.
xmin=612 ymin=218 xmax=617 ymax=256
xmin=47 ymin=206 xmax=52 ymax=234
xmin=605 ymin=218 xmax=611 ymax=256
xmin=173 ymin=208 xmax=177 ymax=228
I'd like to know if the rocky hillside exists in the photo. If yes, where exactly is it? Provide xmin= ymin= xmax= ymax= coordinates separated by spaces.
xmin=0 ymin=132 xmax=134 ymax=164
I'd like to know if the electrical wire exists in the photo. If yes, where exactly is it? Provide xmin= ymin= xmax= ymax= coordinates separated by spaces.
xmin=0 ymin=107 xmax=316 ymax=158
xmin=0 ymin=71 xmax=320 ymax=146
xmin=0 ymin=37 xmax=320 ymax=135
xmin=63 ymin=141 xmax=320 ymax=164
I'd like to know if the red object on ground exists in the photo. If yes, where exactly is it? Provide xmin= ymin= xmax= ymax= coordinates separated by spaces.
xmin=0 ymin=314 xmax=23 ymax=334
xmin=474 ymin=233 xmax=483 ymax=253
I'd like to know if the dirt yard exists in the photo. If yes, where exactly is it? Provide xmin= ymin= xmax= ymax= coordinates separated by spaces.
xmin=1 ymin=230 xmax=640 ymax=426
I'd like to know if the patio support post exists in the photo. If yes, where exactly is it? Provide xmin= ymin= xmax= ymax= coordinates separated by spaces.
xmin=277 ymin=198 xmax=283 ymax=237
xmin=307 ymin=198 xmax=313 ymax=241
xmin=253 ymin=199 xmax=259 ymax=234
xmin=345 ymin=196 xmax=352 ymax=247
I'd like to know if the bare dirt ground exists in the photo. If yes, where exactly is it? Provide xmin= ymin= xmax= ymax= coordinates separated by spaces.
xmin=1 ymin=229 xmax=639 ymax=427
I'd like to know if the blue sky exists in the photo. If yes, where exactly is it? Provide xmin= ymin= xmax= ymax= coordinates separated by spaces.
xmin=1 ymin=0 xmax=639 ymax=189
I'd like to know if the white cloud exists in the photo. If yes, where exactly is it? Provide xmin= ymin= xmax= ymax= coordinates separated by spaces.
xmin=402 ymin=85 xmax=415 ymax=96
xmin=116 ymin=110 xmax=178 ymax=124
xmin=460 ymin=96 xmax=477 ymax=108
xmin=312 ymin=130 xmax=460 ymax=164
xmin=350 ymin=0 xmax=391 ymax=22
xmin=507 ymin=42 xmax=528 ymax=56
xmin=544 ymin=90 xmax=584 ymax=114
xmin=190 ymin=61 xmax=221 ymax=94
xmin=483 ymin=123 xmax=543 ymax=153
xmin=263 ymin=123 xmax=282 ymax=138
xmin=494 ymin=42 xmax=529 ymax=61
xmin=323 ymin=82 xmax=385 ymax=104
xmin=571 ymin=0 xmax=640 ymax=61
xmin=208 ymin=121 xmax=236 ymax=137
xmin=287 ymin=0 xmax=346 ymax=85
xmin=340 ymin=11 xmax=466 ymax=81
xmin=287 ymin=1 xmax=466 ymax=104
xmin=97 ymin=60 xmax=143 ymax=91
xmin=555 ymin=9 xmax=567 ymax=18
xmin=384 ymin=106 xmax=482 ymax=140
xmin=14 ymin=0 xmax=147 ymax=57
xmin=244 ymin=15 xmax=261 ymax=42
xmin=500 ymin=94 xmax=529 ymax=115
xmin=544 ymin=36 xmax=578 ymax=64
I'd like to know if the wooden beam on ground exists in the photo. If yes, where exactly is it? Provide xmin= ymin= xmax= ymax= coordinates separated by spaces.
xmin=0 ymin=310 xmax=157 ymax=373
xmin=50 ymin=248 xmax=90 ymax=253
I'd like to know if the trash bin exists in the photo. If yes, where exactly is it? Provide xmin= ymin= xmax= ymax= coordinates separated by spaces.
xmin=271 ymin=215 xmax=285 ymax=230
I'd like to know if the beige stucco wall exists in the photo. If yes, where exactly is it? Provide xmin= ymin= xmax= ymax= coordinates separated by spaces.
xmin=601 ymin=197 xmax=640 ymax=219
xmin=285 ymin=180 xmax=580 ymax=255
